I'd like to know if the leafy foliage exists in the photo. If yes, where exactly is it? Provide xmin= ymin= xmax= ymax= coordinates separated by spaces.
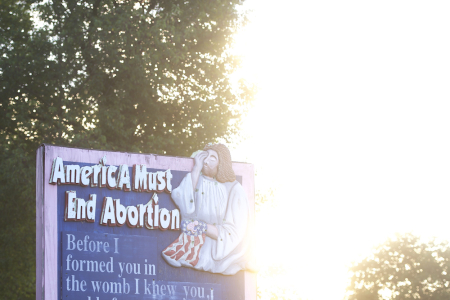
xmin=0 ymin=0 xmax=253 ymax=298
xmin=33 ymin=0 xmax=253 ymax=155
xmin=0 ymin=146 xmax=36 ymax=299
xmin=0 ymin=1 xmax=48 ymax=298
xmin=255 ymin=188 xmax=276 ymax=212
xmin=346 ymin=233 xmax=450 ymax=300
xmin=257 ymin=264 xmax=302 ymax=300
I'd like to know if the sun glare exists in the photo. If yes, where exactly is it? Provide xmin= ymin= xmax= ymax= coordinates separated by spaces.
xmin=231 ymin=1 xmax=450 ymax=299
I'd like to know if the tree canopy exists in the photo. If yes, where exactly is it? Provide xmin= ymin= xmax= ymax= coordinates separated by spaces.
xmin=0 ymin=0 xmax=253 ymax=298
xmin=346 ymin=233 xmax=450 ymax=300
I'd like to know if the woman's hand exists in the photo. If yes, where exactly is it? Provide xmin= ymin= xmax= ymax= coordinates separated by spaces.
xmin=205 ymin=224 xmax=218 ymax=240
xmin=192 ymin=151 xmax=207 ymax=192
xmin=186 ymin=221 xmax=199 ymax=233
xmin=193 ymin=151 xmax=207 ymax=172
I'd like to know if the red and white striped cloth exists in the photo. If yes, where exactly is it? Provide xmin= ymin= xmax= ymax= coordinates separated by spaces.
xmin=162 ymin=220 xmax=207 ymax=267
xmin=162 ymin=232 xmax=205 ymax=266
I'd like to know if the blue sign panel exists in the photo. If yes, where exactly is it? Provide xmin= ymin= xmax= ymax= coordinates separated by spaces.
xmin=56 ymin=164 xmax=244 ymax=300
xmin=62 ymin=231 xmax=220 ymax=299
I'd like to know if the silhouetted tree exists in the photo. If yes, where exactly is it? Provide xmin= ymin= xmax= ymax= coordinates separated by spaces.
xmin=347 ymin=233 xmax=450 ymax=300
xmin=0 ymin=0 xmax=253 ymax=298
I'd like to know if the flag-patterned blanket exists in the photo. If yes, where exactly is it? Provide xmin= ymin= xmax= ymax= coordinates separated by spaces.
xmin=162 ymin=220 xmax=207 ymax=267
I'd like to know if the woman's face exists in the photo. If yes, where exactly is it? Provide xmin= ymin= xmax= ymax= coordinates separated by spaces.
xmin=202 ymin=149 xmax=219 ymax=179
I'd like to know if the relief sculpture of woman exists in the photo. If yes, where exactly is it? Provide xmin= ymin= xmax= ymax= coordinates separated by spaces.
xmin=162 ymin=143 xmax=251 ymax=275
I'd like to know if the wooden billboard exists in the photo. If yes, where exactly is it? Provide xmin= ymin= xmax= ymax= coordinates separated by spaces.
xmin=36 ymin=144 xmax=256 ymax=300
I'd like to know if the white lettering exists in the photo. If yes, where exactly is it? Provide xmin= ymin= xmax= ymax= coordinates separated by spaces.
xmin=156 ymin=171 xmax=165 ymax=192
xmin=91 ymin=164 xmax=101 ymax=187
xmin=100 ymin=197 xmax=116 ymax=226
xmin=92 ymin=281 xmax=101 ymax=292
xmin=106 ymin=166 xmax=118 ymax=189
xmin=100 ymin=166 xmax=108 ymax=188
xmin=144 ymin=279 xmax=151 ymax=294
xmin=76 ymin=198 xmax=86 ymax=221
xmin=145 ymin=203 xmax=154 ymax=229
xmin=66 ymin=254 xmax=72 ymax=270
xmin=64 ymin=191 xmax=77 ymax=221
xmin=167 ymin=285 xmax=176 ymax=295
xmin=102 ymin=281 xmax=109 ymax=293
xmin=135 ymin=278 xmax=139 ymax=294
xmin=99 ymin=261 xmax=105 ymax=272
xmin=67 ymin=235 xmax=75 ymax=250
xmin=159 ymin=208 xmax=170 ymax=230
xmin=198 ymin=287 xmax=204 ymax=298
xmin=116 ymin=164 xmax=131 ymax=191
xmin=80 ymin=166 xmax=93 ymax=186
xmin=137 ymin=204 xmax=146 ymax=228
xmin=114 ymin=238 xmax=119 ymax=254
xmin=190 ymin=286 xmax=197 ymax=297
xmin=104 ymin=241 xmax=109 ymax=253
xmin=107 ymin=256 xmax=114 ymax=273
xmin=147 ymin=172 xmax=157 ymax=192
xmin=86 ymin=194 xmax=96 ymax=222
xmin=118 ymin=262 xmax=125 ymax=278
xmin=114 ymin=199 xmax=127 ymax=226
xmin=165 ymin=169 xmax=173 ymax=192
xmin=66 ymin=165 xmax=81 ymax=184
xmin=171 ymin=209 xmax=180 ymax=230
xmin=84 ymin=235 xmax=89 ymax=251
xmin=89 ymin=240 xmax=96 ymax=252
xmin=126 ymin=206 xmax=138 ymax=227
xmin=133 ymin=164 xmax=147 ymax=192
xmin=49 ymin=157 xmax=65 ymax=184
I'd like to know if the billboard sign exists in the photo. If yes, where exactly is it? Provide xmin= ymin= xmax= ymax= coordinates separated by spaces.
xmin=36 ymin=144 xmax=256 ymax=300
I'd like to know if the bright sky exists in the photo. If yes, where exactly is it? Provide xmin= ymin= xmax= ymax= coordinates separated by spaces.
xmin=231 ymin=1 xmax=450 ymax=299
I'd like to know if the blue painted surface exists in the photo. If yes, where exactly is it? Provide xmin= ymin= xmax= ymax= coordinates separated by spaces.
xmin=57 ymin=164 xmax=244 ymax=300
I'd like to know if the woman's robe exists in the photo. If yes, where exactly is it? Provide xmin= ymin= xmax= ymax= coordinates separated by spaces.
xmin=162 ymin=173 xmax=250 ymax=275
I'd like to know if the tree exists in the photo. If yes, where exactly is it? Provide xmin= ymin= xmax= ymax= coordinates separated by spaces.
xmin=257 ymin=264 xmax=302 ymax=300
xmin=34 ymin=0 xmax=253 ymax=155
xmin=0 ymin=1 xmax=53 ymax=298
xmin=346 ymin=233 xmax=450 ymax=300
xmin=0 ymin=0 xmax=253 ymax=298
